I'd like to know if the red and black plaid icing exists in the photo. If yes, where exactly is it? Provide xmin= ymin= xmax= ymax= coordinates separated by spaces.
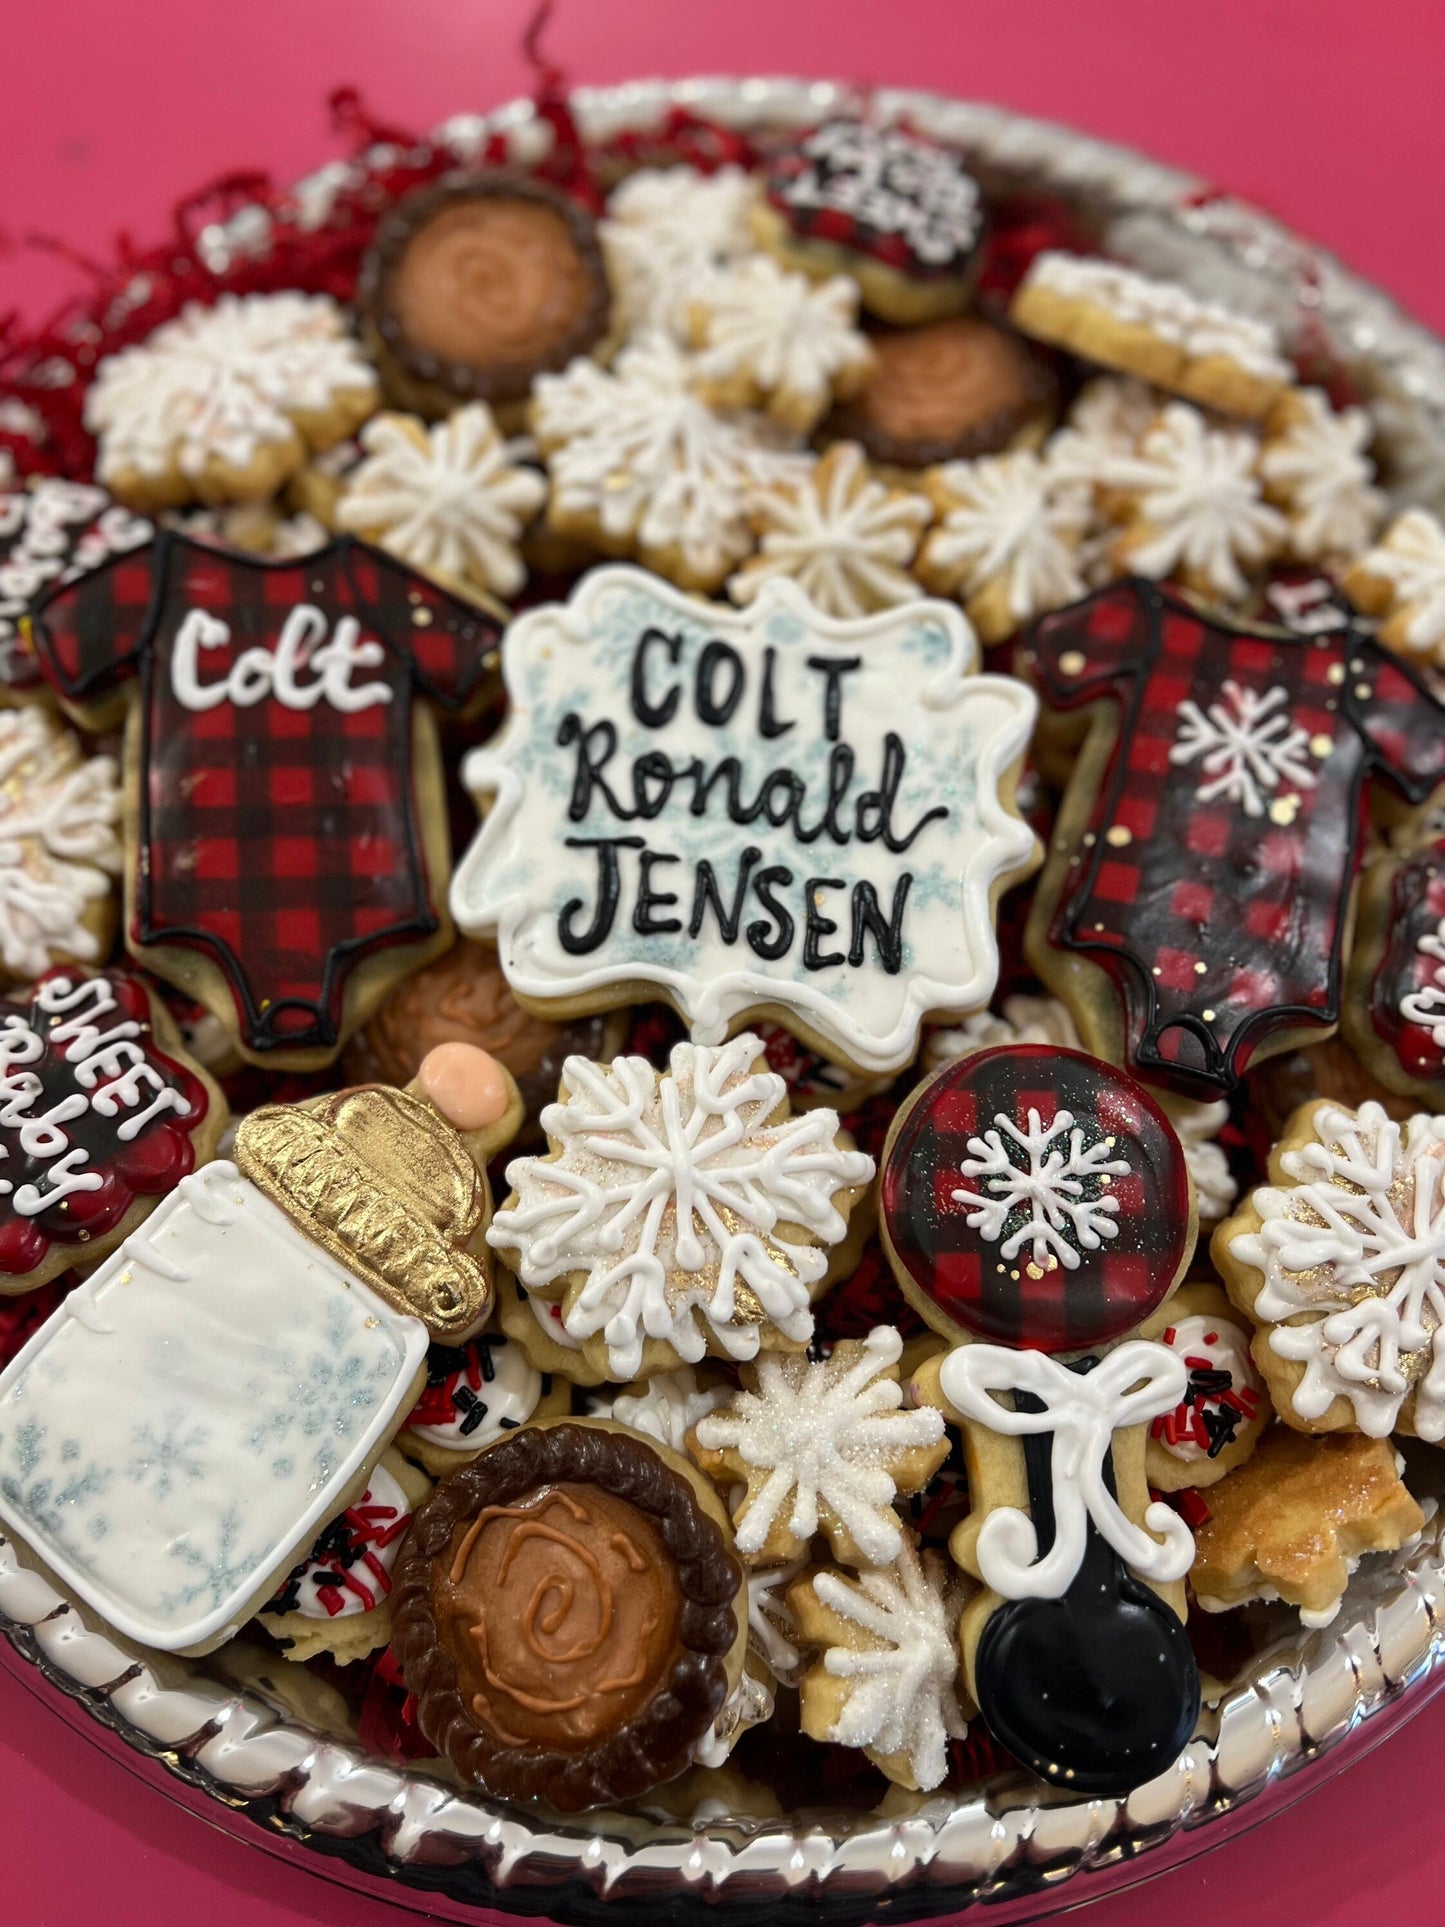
xmin=30 ymin=533 xmax=501 ymax=1056
xmin=764 ymin=119 xmax=984 ymax=280
xmin=1023 ymin=580 xmax=1445 ymax=1097
xmin=1366 ymin=835 xmax=1445 ymax=1093
xmin=0 ymin=968 xmax=210 ymax=1278
xmin=880 ymin=1042 xmax=1190 ymax=1353
xmin=0 ymin=478 xmax=151 ymax=692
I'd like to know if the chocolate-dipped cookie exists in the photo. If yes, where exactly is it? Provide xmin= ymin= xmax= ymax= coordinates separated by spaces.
xmin=391 ymin=1418 xmax=746 ymax=1810
xmin=827 ymin=316 xmax=1057 ymax=469
xmin=361 ymin=171 xmax=612 ymax=426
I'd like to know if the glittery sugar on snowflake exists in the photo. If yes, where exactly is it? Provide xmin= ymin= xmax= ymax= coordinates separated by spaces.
xmin=335 ymin=403 xmax=546 ymax=600
xmin=729 ymin=441 xmax=932 ymax=618
xmin=0 ymin=706 xmax=122 ymax=982
xmin=600 ymin=165 xmax=762 ymax=339
xmin=531 ymin=332 xmax=806 ymax=592
xmin=951 ymin=1107 xmax=1130 ymax=1272
xmin=1258 ymin=388 xmax=1385 ymax=563
xmin=691 ymin=1327 xmax=946 ymax=1566
xmin=689 ymin=255 xmax=873 ymax=432
xmin=488 ymin=1034 xmax=874 ymax=1380
xmin=1230 ymin=1102 xmax=1445 ymax=1437
xmin=791 ymin=1537 xmax=968 ymax=1791
xmin=1169 ymin=679 xmax=1319 ymax=817
xmin=84 ymin=291 xmax=378 ymax=500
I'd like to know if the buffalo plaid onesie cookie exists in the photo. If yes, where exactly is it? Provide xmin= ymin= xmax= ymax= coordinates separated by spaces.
xmin=30 ymin=532 xmax=502 ymax=1068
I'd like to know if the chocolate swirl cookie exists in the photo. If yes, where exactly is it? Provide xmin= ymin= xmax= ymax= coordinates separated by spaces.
xmin=361 ymin=171 xmax=611 ymax=422
xmin=391 ymin=1419 xmax=745 ymax=1809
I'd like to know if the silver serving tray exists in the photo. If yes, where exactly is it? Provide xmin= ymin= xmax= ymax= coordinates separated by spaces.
xmin=6 ymin=74 xmax=1445 ymax=1925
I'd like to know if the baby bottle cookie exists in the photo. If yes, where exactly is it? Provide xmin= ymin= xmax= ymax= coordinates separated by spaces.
xmin=0 ymin=1043 xmax=515 ymax=1652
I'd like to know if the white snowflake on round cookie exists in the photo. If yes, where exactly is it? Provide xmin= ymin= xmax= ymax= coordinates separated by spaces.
xmin=530 ymin=332 xmax=805 ymax=592
xmin=600 ymin=165 xmax=761 ymax=340
xmin=335 ymin=404 xmax=545 ymax=602
xmin=1224 ymin=1100 xmax=1445 ymax=1439
xmin=487 ymin=1033 xmax=873 ymax=1381
xmin=0 ymin=707 xmax=122 ymax=982
xmin=788 ymin=1536 xmax=969 ymax=1791
xmin=917 ymin=450 xmax=1092 ymax=644
xmin=84 ymin=292 xmax=379 ymax=512
xmin=689 ymin=1326 xmax=947 ymax=1567
xmin=729 ymin=441 xmax=932 ymax=619
xmin=688 ymin=255 xmax=873 ymax=433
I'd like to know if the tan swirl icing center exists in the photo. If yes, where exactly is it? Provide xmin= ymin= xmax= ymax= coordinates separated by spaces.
xmin=859 ymin=317 xmax=1035 ymax=442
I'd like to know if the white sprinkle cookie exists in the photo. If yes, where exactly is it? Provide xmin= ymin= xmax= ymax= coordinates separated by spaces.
xmin=691 ymin=1327 xmax=948 ymax=1567
xmin=451 ymin=566 xmax=1039 ymax=1075
xmin=1343 ymin=508 xmax=1445 ymax=669
xmin=1137 ymin=1280 xmax=1269 ymax=1490
xmin=728 ymin=442 xmax=933 ymax=619
xmin=917 ymin=450 xmax=1092 ymax=644
xmin=84 ymin=292 xmax=379 ymax=511
xmin=397 ymin=1323 xmax=570 ymax=1477
xmin=486 ymin=1033 xmax=874 ymax=1381
xmin=688 ymin=255 xmax=873 ymax=433
xmin=1011 ymin=252 xmax=1293 ymax=420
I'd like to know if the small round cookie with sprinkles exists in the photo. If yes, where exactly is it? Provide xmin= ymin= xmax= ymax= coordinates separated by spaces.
xmin=828 ymin=316 xmax=1058 ymax=469
xmin=398 ymin=1324 xmax=571 ymax=1477
xmin=754 ymin=119 xmax=986 ymax=324
xmin=361 ymin=170 xmax=612 ymax=427
xmin=1138 ymin=1281 xmax=1270 ymax=1491
xmin=1010 ymin=252 xmax=1294 ymax=421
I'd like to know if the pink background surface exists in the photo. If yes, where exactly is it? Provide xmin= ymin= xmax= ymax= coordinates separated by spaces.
xmin=4 ymin=2 xmax=1445 ymax=1921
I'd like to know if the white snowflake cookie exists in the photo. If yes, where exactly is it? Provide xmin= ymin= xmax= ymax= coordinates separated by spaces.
xmin=729 ymin=442 xmax=932 ymax=619
xmin=1221 ymin=1100 xmax=1445 ymax=1440
xmin=690 ymin=1327 xmax=948 ymax=1568
xmin=84 ymin=292 xmax=379 ymax=511
xmin=589 ymin=1366 xmax=728 ymax=1454
xmin=788 ymin=1535 xmax=969 ymax=1790
xmin=335 ymin=404 xmax=546 ymax=601
xmin=0 ymin=707 xmax=122 ymax=982
xmin=688 ymin=255 xmax=873 ymax=433
xmin=486 ymin=1033 xmax=874 ymax=1382
xmin=600 ymin=165 xmax=762 ymax=340
xmin=1103 ymin=402 xmax=1285 ymax=601
xmin=917 ymin=450 xmax=1093 ymax=644
xmin=530 ymin=332 xmax=806 ymax=592
xmin=1343 ymin=508 xmax=1445 ymax=669
xmin=1257 ymin=387 xmax=1385 ymax=565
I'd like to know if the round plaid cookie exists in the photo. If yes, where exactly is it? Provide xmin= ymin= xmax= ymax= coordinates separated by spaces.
xmin=878 ymin=1043 xmax=1195 ymax=1352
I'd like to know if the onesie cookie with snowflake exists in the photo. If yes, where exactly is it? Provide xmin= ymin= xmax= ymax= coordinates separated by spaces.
xmin=486 ymin=1032 xmax=874 ymax=1380
xmin=451 ymin=565 xmax=1039 ymax=1077
xmin=1216 ymin=1099 xmax=1445 ymax=1440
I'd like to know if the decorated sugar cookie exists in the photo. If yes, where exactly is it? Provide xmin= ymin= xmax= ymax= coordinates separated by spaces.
xmin=599 ymin=165 xmax=761 ymax=341
xmin=1215 ymin=1099 xmax=1445 ymax=1441
xmin=880 ymin=1044 xmax=1196 ymax=1350
xmin=1257 ymin=388 xmax=1385 ymax=566
xmin=687 ymin=255 xmax=873 ymax=433
xmin=754 ymin=120 xmax=986 ymax=324
xmin=1010 ymin=252 xmax=1293 ymax=420
xmin=1022 ymin=580 xmax=1445 ymax=1096
xmin=917 ymin=451 xmax=1092 ymax=644
xmin=360 ymin=170 xmax=612 ymax=425
xmin=84 ymin=292 xmax=379 ymax=511
xmin=399 ymin=1324 xmax=569 ymax=1477
xmin=486 ymin=1033 xmax=873 ymax=1381
xmin=1345 ymin=826 xmax=1445 ymax=1107
xmin=0 ymin=967 xmax=226 ymax=1291
xmin=690 ymin=1327 xmax=948 ymax=1567
xmin=1190 ymin=1426 xmax=1423 ymax=1627
xmin=1138 ymin=1281 xmax=1269 ymax=1491
xmin=390 ymin=1417 xmax=747 ymax=1811
xmin=258 ymin=1447 xmax=431 ymax=1664
xmin=30 ymin=532 xmax=504 ymax=1069
xmin=451 ymin=566 xmax=1038 ymax=1076
xmin=0 ymin=705 xmax=122 ymax=981
xmin=590 ymin=1366 xmax=729 ymax=1456
xmin=0 ymin=478 xmax=151 ymax=698
xmin=788 ymin=1536 xmax=970 ymax=1790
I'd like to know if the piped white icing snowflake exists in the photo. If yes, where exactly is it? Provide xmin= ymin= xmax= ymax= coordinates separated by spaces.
xmin=1043 ymin=375 xmax=1158 ymax=487
xmin=1401 ymin=920 xmax=1445 ymax=1046
xmin=923 ymin=992 xmax=1081 ymax=1074
xmin=920 ymin=450 xmax=1092 ymax=632
xmin=746 ymin=1558 xmax=806 ymax=1680
xmin=691 ymin=1327 xmax=945 ymax=1566
xmin=801 ymin=1538 xmax=968 ymax=1790
xmin=1345 ymin=509 xmax=1445 ymax=666
xmin=1231 ymin=1102 xmax=1445 ymax=1438
xmin=951 ymin=1108 xmax=1130 ymax=1271
xmin=0 ymin=708 xmax=122 ymax=980
xmin=84 ymin=292 xmax=377 ymax=490
xmin=335 ymin=404 xmax=546 ymax=599
xmin=728 ymin=441 xmax=932 ymax=618
xmin=1164 ymin=1096 xmax=1237 ymax=1224
xmin=690 ymin=256 xmax=872 ymax=431
xmin=1258 ymin=388 xmax=1385 ymax=562
xmin=531 ymin=332 xmax=806 ymax=590
xmin=590 ymin=1366 xmax=727 ymax=1454
xmin=601 ymin=165 xmax=761 ymax=339
xmin=487 ymin=1034 xmax=873 ymax=1380
xmin=1105 ymin=403 xmax=1285 ymax=598
xmin=1169 ymin=679 xmax=1319 ymax=817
